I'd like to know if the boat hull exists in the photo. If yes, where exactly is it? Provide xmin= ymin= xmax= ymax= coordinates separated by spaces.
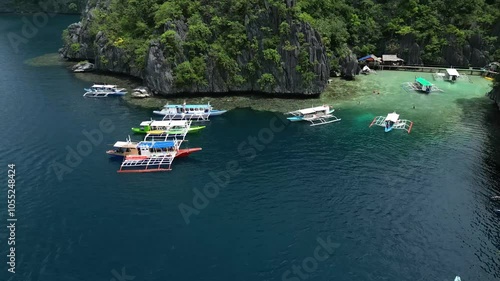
xmin=287 ymin=116 xmax=304 ymax=122
xmin=287 ymin=109 xmax=336 ymax=122
xmin=175 ymin=148 xmax=202 ymax=157
xmin=106 ymin=151 xmax=126 ymax=157
xmin=131 ymin=126 xmax=206 ymax=134
xmin=107 ymin=148 xmax=201 ymax=158
xmin=83 ymin=92 xmax=126 ymax=97
xmin=209 ymin=110 xmax=227 ymax=116
xmin=152 ymin=110 xmax=226 ymax=117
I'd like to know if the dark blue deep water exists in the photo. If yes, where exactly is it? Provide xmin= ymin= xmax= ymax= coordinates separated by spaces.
xmin=1 ymin=15 xmax=500 ymax=281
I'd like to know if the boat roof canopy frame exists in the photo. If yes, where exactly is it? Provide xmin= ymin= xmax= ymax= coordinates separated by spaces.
xmin=138 ymin=141 xmax=176 ymax=149
xmin=164 ymin=104 xmax=211 ymax=109
xmin=446 ymin=68 xmax=460 ymax=76
xmin=113 ymin=141 xmax=137 ymax=148
xmin=385 ymin=113 xmax=400 ymax=122
xmin=289 ymin=105 xmax=330 ymax=115
xmin=416 ymin=77 xmax=433 ymax=87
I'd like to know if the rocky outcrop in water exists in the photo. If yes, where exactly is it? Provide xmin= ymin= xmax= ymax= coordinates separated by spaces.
xmin=339 ymin=52 xmax=360 ymax=80
xmin=487 ymin=86 xmax=500 ymax=108
xmin=72 ymin=60 xmax=94 ymax=72
xmin=130 ymin=86 xmax=151 ymax=99
xmin=60 ymin=0 xmax=329 ymax=95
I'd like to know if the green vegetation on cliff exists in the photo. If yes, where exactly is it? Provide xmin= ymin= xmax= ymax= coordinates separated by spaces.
xmin=84 ymin=0 xmax=500 ymax=78
xmin=87 ymin=0 xmax=320 ymax=88
xmin=296 ymin=0 xmax=500 ymax=67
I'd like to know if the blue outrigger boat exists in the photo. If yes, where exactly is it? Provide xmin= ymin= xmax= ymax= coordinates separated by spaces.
xmin=369 ymin=112 xmax=413 ymax=133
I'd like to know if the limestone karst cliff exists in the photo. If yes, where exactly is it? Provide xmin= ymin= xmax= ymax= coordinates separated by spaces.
xmin=60 ymin=0 xmax=330 ymax=95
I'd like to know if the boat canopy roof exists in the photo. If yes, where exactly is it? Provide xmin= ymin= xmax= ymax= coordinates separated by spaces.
xmin=385 ymin=112 xmax=399 ymax=122
xmin=92 ymin=84 xmax=118 ymax=88
xmin=149 ymin=120 xmax=189 ymax=126
xmin=446 ymin=68 xmax=460 ymax=76
xmin=416 ymin=77 xmax=432 ymax=86
xmin=139 ymin=121 xmax=153 ymax=126
xmin=290 ymin=105 xmax=329 ymax=115
xmin=163 ymin=104 xmax=211 ymax=109
xmin=358 ymin=54 xmax=381 ymax=62
xmin=138 ymin=141 xmax=176 ymax=149
xmin=113 ymin=141 xmax=137 ymax=148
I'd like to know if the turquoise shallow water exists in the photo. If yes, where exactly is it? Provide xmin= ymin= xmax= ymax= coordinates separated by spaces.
xmin=0 ymin=15 xmax=500 ymax=281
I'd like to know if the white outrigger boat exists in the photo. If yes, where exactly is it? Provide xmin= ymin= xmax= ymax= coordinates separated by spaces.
xmin=490 ymin=195 xmax=500 ymax=201
xmin=402 ymin=77 xmax=443 ymax=94
xmin=83 ymin=84 xmax=127 ymax=97
xmin=361 ymin=65 xmax=377 ymax=75
xmin=131 ymin=119 xmax=205 ymax=134
xmin=432 ymin=68 xmax=471 ymax=83
xmin=153 ymin=102 xmax=226 ymax=120
xmin=286 ymin=105 xmax=341 ymax=126
xmin=116 ymin=140 xmax=192 ymax=173
xmin=369 ymin=112 xmax=413 ymax=133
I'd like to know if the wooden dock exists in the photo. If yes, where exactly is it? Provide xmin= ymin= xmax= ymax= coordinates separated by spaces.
xmin=379 ymin=65 xmax=487 ymax=76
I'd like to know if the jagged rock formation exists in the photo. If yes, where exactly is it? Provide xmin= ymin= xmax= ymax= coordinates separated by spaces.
xmin=487 ymin=86 xmax=500 ymax=108
xmin=72 ymin=60 xmax=94 ymax=72
xmin=130 ymin=86 xmax=151 ymax=98
xmin=339 ymin=52 xmax=360 ymax=80
xmin=60 ymin=0 xmax=330 ymax=95
xmin=387 ymin=28 xmax=500 ymax=67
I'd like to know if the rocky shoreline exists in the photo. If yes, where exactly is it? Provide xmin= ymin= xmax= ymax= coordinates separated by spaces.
xmin=487 ymin=87 xmax=500 ymax=108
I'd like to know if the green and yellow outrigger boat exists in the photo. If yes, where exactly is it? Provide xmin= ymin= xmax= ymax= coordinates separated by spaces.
xmin=131 ymin=120 xmax=205 ymax=134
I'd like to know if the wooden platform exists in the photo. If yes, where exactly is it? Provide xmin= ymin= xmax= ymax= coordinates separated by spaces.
xmin=378 ymin=65 xmax=487 ymax=76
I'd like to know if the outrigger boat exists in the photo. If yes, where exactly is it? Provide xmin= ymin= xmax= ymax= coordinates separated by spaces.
xmin=402 ymin=77 xmax=443 ymax=94
xmin=131 ymin=120 xmax=205 ymax=134
xmin=106 ymin=137 xmax=201 ymax=158
xmin=432 ymin=69 xmax=471 ymax=83
xmin=83 ymin=84 xmax=127 ymax=97
xmin=286 ymin=105 xmax=341 ymax=126
xmin=117 ymin=140 xmax=201 ymax=173
xmin=153 ymin=102 xmax=227 ymax=119
xmin=361 ymin=65 xmax=376 ymax=75
xmin=369 ymin=112 xmax=413 ymax=133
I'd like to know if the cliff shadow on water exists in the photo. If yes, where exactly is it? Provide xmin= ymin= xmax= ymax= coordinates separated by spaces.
xmin=145 ymin=91 xmax=320 ymax=99
xmin=456 ymin=96 xmax=500 ymax=185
